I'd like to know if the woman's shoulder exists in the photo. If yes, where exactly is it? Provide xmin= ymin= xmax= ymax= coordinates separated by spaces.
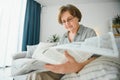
xmin=80 ymin=24 xmax=97 ymax=37
xmin=80 ymin=24 xmax=96 ymax=33
xmin=80 ymin=24 xmax=94 ymax=31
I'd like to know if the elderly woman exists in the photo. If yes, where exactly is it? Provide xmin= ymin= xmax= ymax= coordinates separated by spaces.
xmin=27 ymin=4 xmax=98 ymax=80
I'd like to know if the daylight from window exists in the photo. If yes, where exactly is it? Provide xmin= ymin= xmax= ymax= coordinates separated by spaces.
xmin=0 ymin=0 xmax=27 ymax=67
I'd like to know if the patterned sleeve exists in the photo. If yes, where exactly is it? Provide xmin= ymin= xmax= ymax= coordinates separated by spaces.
xmin=85 ymin=27 xmax=97 ymax=38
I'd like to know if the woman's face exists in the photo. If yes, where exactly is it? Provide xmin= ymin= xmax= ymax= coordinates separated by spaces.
xmin=61 ymin=11 xmax=79 ymax=32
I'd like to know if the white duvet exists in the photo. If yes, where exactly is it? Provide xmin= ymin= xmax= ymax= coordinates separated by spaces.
xmin=11 ymin=58 xmax=47 ymax=76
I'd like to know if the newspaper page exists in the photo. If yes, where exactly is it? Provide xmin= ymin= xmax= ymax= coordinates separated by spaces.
xmin=32 ymin=32 xmax=119 ymax=64
xmin=81 ymin=32 xmax=119 ymax=57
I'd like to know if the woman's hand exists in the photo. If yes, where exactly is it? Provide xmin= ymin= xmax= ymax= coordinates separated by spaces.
xmin=44 ymin=51 xmax=86 ymax=74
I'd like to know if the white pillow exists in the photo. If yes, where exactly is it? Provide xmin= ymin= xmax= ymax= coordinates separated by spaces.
xmin=26 ymin=44 xmax=38 ymax=58
xmin=32 ymin=42 xmax=57 ymax=59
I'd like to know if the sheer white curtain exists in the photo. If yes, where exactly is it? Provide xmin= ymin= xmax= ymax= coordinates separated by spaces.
xmin=0 ymin=0 xmax=27 ymax=67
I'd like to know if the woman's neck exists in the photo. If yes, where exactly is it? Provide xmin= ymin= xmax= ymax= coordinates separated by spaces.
xmin=68 ymin=25 xmax=80 ymax=42
xmin=69 ymin=25 xmax=80 ymax=34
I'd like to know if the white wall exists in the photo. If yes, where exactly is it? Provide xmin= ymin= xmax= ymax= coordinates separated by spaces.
xmin=40 ymin=2 xmax=120 ymax=42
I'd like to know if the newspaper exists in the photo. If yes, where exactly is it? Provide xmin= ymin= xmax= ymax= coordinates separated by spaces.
xmin=32 ymin=32 xmax=119 ymax=64
xmin=32 ymin=42 xmax=94 ymax=64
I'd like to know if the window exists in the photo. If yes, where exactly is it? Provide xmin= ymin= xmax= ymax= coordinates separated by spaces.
xmin=0 ymin=0 xmax=27 ymax=67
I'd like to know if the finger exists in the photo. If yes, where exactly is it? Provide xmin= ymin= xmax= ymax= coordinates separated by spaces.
xmin=44 ymin=64 xmax=62 ymax=73
xmin=44 ymin=64 xmax=59 ymax=70
xmin=44 ymin=64 xmax=56 ymax=72
xmin=64 ymin=51 xmax=75 ymax=62
xmin=44 ymin=64 xmax=54 ymax=69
